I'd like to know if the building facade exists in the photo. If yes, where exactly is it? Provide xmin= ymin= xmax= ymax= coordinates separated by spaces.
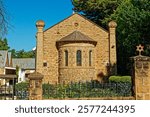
xmin=36 ymin=13 xmax=117 ymax=84
xmin=0 ymin=51 xmax=15 ymax=86
xmin=12 ymin=58 xmax=35 ymax=83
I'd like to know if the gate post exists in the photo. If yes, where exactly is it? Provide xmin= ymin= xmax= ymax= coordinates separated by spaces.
xmin=28 ymin=72 xmax=43 ymax=100
xmin=132 ymin=45 xmax=150 ymax=100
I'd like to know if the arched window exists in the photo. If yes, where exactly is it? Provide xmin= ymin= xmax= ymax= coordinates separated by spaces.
xmin=76 ymin=50 xmax=82 ymax=66
xmin=89 ymin=50 xmax=92 ymax=66
xmin=65 ymin=50 xmax=68 ymax=66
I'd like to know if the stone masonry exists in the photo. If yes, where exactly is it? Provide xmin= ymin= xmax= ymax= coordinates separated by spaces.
xmin=28 ymin=72 xmax=43 ymax=100
xmin=36 ymin=13 xmax=117 ymax=84
xmin=133 ymin=56 xmax=150 ymax=100
xmin=132 ymin=45 xmax=150 ymax=100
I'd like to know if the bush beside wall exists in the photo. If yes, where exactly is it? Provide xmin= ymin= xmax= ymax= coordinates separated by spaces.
xmin=109 ymin=76 xmax=131 ymax=83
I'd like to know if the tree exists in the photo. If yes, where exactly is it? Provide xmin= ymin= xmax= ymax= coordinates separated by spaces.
xmin=0 ymin=38 xmax=10 ymax=50
xmin=10 ymin=49 xmax=35 ymax=58
xmin=72 ymin=0 xmax=122 ymax=27
xmin=72 ymin=0 xmax=150 ymax=75
xmin=0 ymin=0 xmax=8 ymax=35
xmin=107 ymin=0 xmax=150 ymax=74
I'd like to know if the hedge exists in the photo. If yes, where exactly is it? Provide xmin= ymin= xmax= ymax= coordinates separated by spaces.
xmin=109 ymin=76 xmax=131 ymax=83
xmin=15 ymin=82 xmax=29 ymax=91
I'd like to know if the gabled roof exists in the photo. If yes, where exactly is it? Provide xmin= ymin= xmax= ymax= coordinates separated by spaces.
xmin=0 ymin=50 xmax=8 ymax=68
xmin=57 ymin=31 xmax=97 ymax=43
xmin=12 ymin=58 xmax=35 ymax=69
xmin=44 ymin=13 xmax=108 ymax=33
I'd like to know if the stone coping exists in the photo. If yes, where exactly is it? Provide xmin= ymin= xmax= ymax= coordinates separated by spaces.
xmin=28 ymin=72 xmax=43 ymax=80
xmin=130 ymin=55 xmax=150 ymax=61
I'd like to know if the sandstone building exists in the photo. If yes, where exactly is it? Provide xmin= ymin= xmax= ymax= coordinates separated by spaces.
xmin=35 ymin=13 xmax=117 ymax=84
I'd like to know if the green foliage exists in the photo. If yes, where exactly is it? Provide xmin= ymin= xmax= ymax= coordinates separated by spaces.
xmin=0 ymin=38 xmax=10 ymax=50
xmin=109 ymin=76 xmax=131 ymax=83
xmin=16 ymin=65 xmax=19 ymax=78
xmin=9 ymin=49 xmax=35 ymax=58
xmin=43 ymin=81 xmax=132 ymax=99
xmin=42 ymin=83 xmax=56 ymax=98
xmin=15 ymin=82 xmax=29 ymax=91
xmin=15 ymin=82 xmax=29 ymax=100
xmin=72 ymin=0 xmax=150 ymax=75
xmin=72 ymin=0 xmax=122 ymax=27
xmin=15 ymin=81 xmax=132 ymax=99
xmin=107 ymin=0 xmax=150 ymax=74
xmin=0 ymin=37 xmax=35 ymax=58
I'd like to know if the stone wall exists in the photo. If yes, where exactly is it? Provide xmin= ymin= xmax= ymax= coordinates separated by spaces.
xmin=133 ymin=56 xmax=150 ymax=100
xmin=28 ymin=72 xmax=43 ymax=100
xmin=58 ymin=43 xmax=96 ymax=83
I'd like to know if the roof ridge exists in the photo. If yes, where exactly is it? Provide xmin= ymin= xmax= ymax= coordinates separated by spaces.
xmin=44 ymin=13 xmax=108 ymax=33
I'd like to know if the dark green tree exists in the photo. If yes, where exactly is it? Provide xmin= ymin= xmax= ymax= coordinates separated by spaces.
xmin=72 ymin=0 xmax=122 ymax=27
xmin=0 ymin=38 xmax=10 ymax=50
xmin=72 ymin=0 xmax=150 ymax=75
xmin=107 ymin=0 xmax=150 ymax=74
xmin=13 ymin=49 xmax=35 ymax=58
xmin=9 ymin=49 xmax=17 ymax=58
xmin=9 ymin=49 xmax=35 ymax=58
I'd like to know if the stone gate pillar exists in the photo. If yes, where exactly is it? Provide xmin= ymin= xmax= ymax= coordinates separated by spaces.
xmin=28 ymin=72 xmax=43 ymax=100
xmin=132 ymin=45 xmax=150 ymax=100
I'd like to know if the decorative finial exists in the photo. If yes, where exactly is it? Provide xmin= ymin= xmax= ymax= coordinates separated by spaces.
xmin=36 ymin=20 xmax=45 ymax=28
xmin=136 ymin=44 xmax=144 ymax=56
xmin=108 ymin=21 xmax=117 ymax=28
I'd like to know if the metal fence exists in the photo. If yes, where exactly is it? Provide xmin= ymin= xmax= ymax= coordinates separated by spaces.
xmin=15 ymin=90 xmax=29 ymax=100
xmin=1 ymin=81 xmax=132 ymax=100
xmin=43 ymin=82 xmax=132 ymax=99
xmin=0 ymin=85 xmax=29 ymax=100
xmin=0 ymin=85 xmax=14 ymax=100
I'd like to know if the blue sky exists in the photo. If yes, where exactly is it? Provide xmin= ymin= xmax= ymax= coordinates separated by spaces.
xmin=5 ymin=0 xmax=73 ymax=51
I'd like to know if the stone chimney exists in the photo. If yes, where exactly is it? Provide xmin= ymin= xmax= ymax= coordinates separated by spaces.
xmin=36 ymin=20 xmax=45 ymax=72
xmin=108 ymin=21 xmax=117 ymax=75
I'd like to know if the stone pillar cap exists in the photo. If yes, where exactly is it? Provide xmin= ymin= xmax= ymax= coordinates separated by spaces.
xmin=108 ymin=21 xmax=117 ymax=28
xmin=28 ymin=71 xmax=44 ymax=80
xmin=36 ymin=20 xmax=45 ymax=27
xmin=130 ymin=55 xmax=150 ymax=61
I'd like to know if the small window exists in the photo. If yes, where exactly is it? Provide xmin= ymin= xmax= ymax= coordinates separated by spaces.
xmin=65 ymin=50 xmax=68 ymax=66
xmin=89 ymin=50 xmax=92 ymax=66
xmin=77 ymin=50 xmax=82 ymax=66
xmin=43 ymin=62 xmax=47 ymax=67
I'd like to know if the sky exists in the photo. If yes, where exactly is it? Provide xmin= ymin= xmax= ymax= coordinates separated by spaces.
xmin=5 ymin=0 xmax=73 ymax=51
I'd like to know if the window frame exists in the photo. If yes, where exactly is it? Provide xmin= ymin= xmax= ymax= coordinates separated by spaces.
xmin=76 ymin=50 xmax=82 ymax=66
xmin=89 ymin=50 xmax=92 ymax=66
xmin=65 ymin=50 xmax=68 ymax=66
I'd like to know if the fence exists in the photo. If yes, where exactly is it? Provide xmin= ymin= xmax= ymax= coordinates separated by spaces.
xmin=0 ymin=81 xmax=132 ymax=100
xmin=0 ymin=85 xmax=14 ymax=100
xmin=15 ymin=90 xmax=29 ymax=100
xmin=15 ymin=82 xmax=29 ymax=100
xmin=0 ymin=85 xmax=29 ymax=100
xmin=42 ymin=81 xmax=132 ymax=99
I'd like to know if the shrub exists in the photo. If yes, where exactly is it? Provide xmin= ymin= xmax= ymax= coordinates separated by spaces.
xmin=109 ymin=76 xmax=131 ymax=83
xmin=15 ymin=82 xmax=29 ymax=91
xmin=15 ymin=82 xmax=29 ymax=100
